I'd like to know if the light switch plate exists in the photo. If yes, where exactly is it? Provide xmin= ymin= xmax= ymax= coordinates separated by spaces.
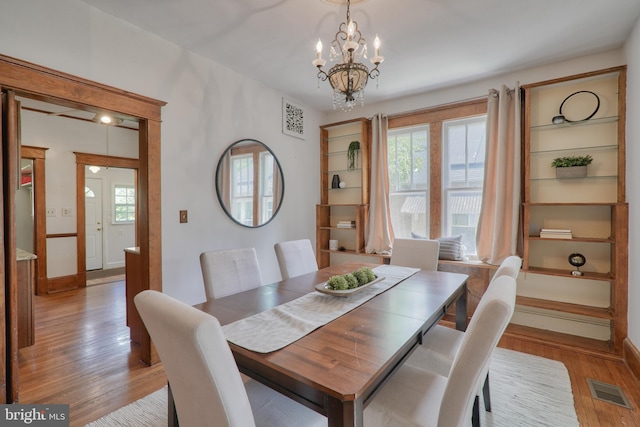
xmin=179 ymin=210 xmax=188 ymax=223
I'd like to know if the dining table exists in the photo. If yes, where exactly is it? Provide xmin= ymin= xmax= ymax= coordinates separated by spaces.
xmin=189 ymin=261 xmax=468 ymax=427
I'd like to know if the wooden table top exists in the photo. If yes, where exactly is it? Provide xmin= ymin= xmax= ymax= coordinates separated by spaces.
xmin=194 ymin=262 xmax=468 ymax=427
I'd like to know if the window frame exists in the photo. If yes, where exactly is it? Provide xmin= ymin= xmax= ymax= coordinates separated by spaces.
xmin=113 ymin=184 xmax=136 ymax=224
xmin=387 ymin=99 xmax=487 ymax=240
xmin=387 ymin=124 xmax=431 ymax=238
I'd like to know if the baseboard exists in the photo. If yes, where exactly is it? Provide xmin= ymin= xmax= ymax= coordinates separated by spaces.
xmin=623 ymin=338 xmax=640 ymax=385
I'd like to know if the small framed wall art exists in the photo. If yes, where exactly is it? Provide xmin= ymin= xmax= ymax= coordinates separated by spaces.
xmin=282 ymin=98 xmax=305 ymax=139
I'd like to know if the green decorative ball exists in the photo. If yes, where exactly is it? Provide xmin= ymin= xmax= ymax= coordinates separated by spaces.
xmin=343 ymin=273 xmax=359 ymax=289
xmin=326 ymin=275 xmax=348 ymax=290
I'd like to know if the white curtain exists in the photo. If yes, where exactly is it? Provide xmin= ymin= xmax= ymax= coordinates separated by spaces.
xmin=476 ymin=84 xmax=521 ymax=265
xmin=365 ymin=113 xmax=394 ymax=254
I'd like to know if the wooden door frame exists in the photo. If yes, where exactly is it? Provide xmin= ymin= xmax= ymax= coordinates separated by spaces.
xmin=75 ymin=153 xmax=139 ymax=287
xmin=0 ymin=54 xmax=164 ymax=368
xmin=19 ymin=146 xmax=47 ymax=296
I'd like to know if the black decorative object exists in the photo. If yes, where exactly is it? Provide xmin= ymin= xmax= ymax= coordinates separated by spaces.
xmin=332 ymin=174 xmax=341 ymax=189
xmin=568 ymin=253 xmax=586 ymax=276
xmin=552 ymin=90 xmax=600 ymax=124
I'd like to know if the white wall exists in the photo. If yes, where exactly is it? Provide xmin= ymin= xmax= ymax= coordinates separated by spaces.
xmin=0 ymin=0 xmax=322 ymax=305
xmin=20 ymin=109 xmax=138 ymax=276
xmin=325 ymin=49 xmax=627 ymax=123
xmin=624 ymin=18 xmax=640 ymax=350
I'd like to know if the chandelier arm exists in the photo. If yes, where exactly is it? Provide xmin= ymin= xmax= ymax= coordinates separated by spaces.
xmin=369 ymin=65 xmax=380 ymax=80
xmin=316 ymin=68 xmax=329 ymax=81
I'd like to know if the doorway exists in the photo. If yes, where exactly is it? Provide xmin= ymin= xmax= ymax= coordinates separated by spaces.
xmin=1 ymin=53 xmax=164 ymax=402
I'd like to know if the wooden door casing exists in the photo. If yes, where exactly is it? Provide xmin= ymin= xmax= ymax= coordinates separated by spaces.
xmin=0 ymin=53 xmax=165 ymax=402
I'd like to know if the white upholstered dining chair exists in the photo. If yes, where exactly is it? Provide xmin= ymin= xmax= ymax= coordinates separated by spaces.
xmin=134 ymin=290 xmax=327 ymax=427
xmin=404 ymin=255 xmax=522 ymax=415
xmin=274 ymin=239 xmax=318 ymax=280
xmin=200 ymin=248 xmax=263 ymax=300
xmin=364 ymin=274 xmax=517 ymax=427
xmin=390 ymin=238 xmax=440 ymax=271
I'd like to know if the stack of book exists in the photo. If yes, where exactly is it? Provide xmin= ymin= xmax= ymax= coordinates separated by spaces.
xmin=336 ymin=220 xmax=356 ymax=229
xmin=539 ymin=228 xmax=572 ymax=239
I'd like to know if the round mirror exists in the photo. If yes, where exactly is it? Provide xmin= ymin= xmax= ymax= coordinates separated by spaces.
xmin=216 ymin=139 xmax=284 ymax=227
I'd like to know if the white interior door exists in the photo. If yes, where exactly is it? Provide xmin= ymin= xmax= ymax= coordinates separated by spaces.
xmin=85 ymin=177 xmax=103 ymax=271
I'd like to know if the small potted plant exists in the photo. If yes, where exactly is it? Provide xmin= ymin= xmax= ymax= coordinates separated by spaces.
xmin=551 ymin=155 xmax=593 ymax=179
xmin=347 ymin=141 xmax=360 ymax=171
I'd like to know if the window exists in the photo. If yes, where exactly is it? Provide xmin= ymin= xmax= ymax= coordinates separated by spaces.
xmin=229 ymin=148 xmax=276 ymax=227
xmin=231 ymin=154 xmax=254 ymax=226
xmin=259 ymin=151 xmax=275 ymax=224
xmin=386 ymin=99 xmax=488 ymax=258
xmin=442 ymin=117 xmax=486 ymax=256
xmin=387 ymin=125 xmax=429 ymax=238
xmin=114 ymin=185 xmax=135 ymax=223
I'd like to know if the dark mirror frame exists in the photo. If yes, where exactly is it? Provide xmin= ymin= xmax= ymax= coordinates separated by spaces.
xmin=215 ymin=138 xmax=285 ymax=228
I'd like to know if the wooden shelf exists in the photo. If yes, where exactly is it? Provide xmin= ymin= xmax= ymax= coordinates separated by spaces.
xmin=528 ymin=236 xmax=614 ymax=243
xmin=521 ymin=67 xmax=627 ymax=356
xmin=504 ymin=324 xmax=615 ymax=357
xmin=529 ymin=115 xmax=618 ymax=131
xmin=516 ymin=295 xmax=612 ymax=319
xmin=524 ymin=266 xmax=613 ymax=281
xmin=317 ymin=119 xmax=371 ymax=269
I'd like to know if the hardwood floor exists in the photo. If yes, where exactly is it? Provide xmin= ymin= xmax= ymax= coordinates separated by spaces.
xmin=18 ymin=280 xmax=166 ymax=427
xmin=17 ymin=280 xmax=640 ymax=426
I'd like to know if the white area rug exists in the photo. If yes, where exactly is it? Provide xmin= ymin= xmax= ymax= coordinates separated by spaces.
xmin=85 ymin=348 xmax=579 ymax=426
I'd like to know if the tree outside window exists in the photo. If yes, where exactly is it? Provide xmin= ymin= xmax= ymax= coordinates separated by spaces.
xmin=387 ymin=126 xmax=429 ymax=238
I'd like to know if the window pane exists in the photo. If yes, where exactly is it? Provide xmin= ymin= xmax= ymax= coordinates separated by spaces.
xmin=231 ymin=154 xmax=254 ymax=223
xmin=114 ymin=185 xmax=135 ymax=224
xmin=387 ymin=126 xmax=430 ymax=238
xmin=443 ymin=116 xmax=486 ymax=257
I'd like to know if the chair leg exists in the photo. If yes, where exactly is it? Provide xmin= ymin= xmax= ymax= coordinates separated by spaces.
xmin=483 ymin=372 xmax=491 ymax=412
xmin=472 ymin=395 xmax=480 ymax=427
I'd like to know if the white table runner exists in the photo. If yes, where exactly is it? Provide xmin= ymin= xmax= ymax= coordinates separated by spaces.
xmin=222 ymin=265 xmax=419 ymax=353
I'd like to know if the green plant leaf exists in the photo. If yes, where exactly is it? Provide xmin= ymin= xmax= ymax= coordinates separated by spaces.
xmin=551 ymin=155 xmax=593 ymax=168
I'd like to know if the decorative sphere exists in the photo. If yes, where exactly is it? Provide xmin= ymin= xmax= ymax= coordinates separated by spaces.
xmin=568 ymin=253 xmax=586 ymax=268
xmin=339 ymin=181 xmax=346 ymax=188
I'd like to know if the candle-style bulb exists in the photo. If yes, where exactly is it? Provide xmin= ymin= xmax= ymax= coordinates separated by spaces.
xmin=347 ymin=21 xmax=355 ymax=38
xmin=374 ymin=35 xmax=381 ymax=56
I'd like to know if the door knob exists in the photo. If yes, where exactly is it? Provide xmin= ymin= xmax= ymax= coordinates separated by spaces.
xmin=97 ymin=228 xmax=102 ymax=231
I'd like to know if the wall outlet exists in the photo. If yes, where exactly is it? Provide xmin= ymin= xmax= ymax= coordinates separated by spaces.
xmin=179 ymin=210 xmax=188 ymax=223
xmin=62 ymin=207 xmax=73 ymax=217
xmin=46 ymin=208 xmax=56 ymax=217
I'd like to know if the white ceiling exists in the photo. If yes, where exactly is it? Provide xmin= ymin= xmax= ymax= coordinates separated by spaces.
xmin=75 ymin=0 xmax=640 ymax=112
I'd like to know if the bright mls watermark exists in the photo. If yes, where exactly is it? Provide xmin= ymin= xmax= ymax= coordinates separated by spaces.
xmin=0 ymin=404 xmax=68 ymax=426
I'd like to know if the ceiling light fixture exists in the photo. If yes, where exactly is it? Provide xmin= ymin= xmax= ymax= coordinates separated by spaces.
xmin=92 ymin=113 xmax=123 ymax=126
xmin=88 ymin=166 xmax=101 ymax=174
xmin=313 ymin=0 xmax=384 ymax=110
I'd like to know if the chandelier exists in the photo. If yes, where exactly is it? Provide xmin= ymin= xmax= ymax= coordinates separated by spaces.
xmin=313 ymin=0 xmax=384 ymax=110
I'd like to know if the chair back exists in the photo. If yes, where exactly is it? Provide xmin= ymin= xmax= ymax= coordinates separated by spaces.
xmin=390 ymin=238 xmax=440 ymax=271
xmin=438 ymin=275 xmax=516 ymax=427
xmin=274 ymin=239 xmax=319 ymax=280
xmin=200 ymin=248 xmax=262 ymax=300
xmin=493 ymin=255 xmax=522 ymax=281
xmin=134 ymin=290 xmax=256 ymax=427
